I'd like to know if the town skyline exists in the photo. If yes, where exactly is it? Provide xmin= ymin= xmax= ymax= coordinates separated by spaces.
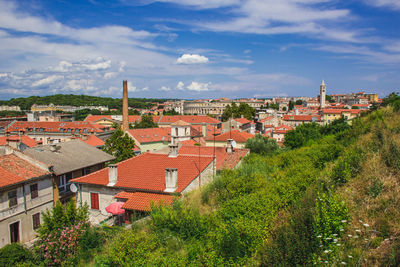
xmin=0 ymin=1 xmax=399 ymax=100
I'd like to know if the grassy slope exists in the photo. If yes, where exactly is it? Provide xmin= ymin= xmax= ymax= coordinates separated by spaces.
xmin=92 ymin=107 xmax=400 ymax=266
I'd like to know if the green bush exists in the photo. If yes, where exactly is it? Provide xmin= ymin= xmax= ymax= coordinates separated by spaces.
xmin=245 ymin=134 xmax=280 ymax=156
xmin=0 ymin=243 xmax=34 ymax=267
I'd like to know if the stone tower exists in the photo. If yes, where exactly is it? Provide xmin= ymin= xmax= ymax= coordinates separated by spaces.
xmin=320 ymin=80 xmax=326 ymax=109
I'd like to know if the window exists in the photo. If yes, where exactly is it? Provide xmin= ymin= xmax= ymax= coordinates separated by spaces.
xmin=58 ymin=173 xmax=73 ymax=192
xmin=8 ymin=190 xmax=17 ymax=207
xmin=32 ymin=213 xmax=40 ymax=230
xmin=30 ymin=184 xmax=38 ymax=199
xmin=82 ymin=167 xmax=91 ymax=176
xmin=90 ymin=193 xmax=99 ymax=210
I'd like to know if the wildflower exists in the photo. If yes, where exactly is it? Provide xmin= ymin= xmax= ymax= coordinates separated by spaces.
xmin=340 ymin=228 xmax=344 ymax=231
xmin=334 ymin=239 xmax=338 ymax=243
xmin=359 ymin=219 xmax=363 ymax=223
xmin=348 ymin=235 xmax=352 ymax=237
xmin=348 ymin=255 xmax=353 ymax=258
xmin=325 ymin=237 xmax=332 ymax=240
xmin=355 ymin=229 xmax=361 ymax=233
xmin=337 ymin=244 xmax=341 ymax=246
xmin=363 ymin=223 xmax=369 ymax=227
xmin=324 ymin=250 xmax=329 ymax=254
xmin=317 ymin=235 xmax=322 ymax=238
xmin=341 ymin=262 xmax=347 ymax=265
xmin=333 ymin=234 xmax=338 ymax=237
xmin=341 ymin=220 xmax=347 ymax=223
xmin=353 ymin=235 xmax=359 ymax=238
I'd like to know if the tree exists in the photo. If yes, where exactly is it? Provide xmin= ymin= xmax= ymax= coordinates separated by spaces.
xmin=134 ymin=114 xmax=158 ymax=129
xmin=326 ymin=95 xmax=335 ymax=103
xmin=320 ymin=117 xmax=350 ymax=136
xmin=37 ymin=199 xmax=88 ymax=237
xmin=103 ymin=127 xmax=135 ymax=163
xmin=289 ymin=101 xmax=294 ymax=111
xmin=295 ymin=100 xmax=303 ymax=105
xmin=221 ymin=103 xmax=256 ymax=122
xmin=351 ymin=106 xmax=359 ymax=109
xmin=163 ymin=109 xmax=179 ymax=115
xmin=284 ymin=123 xmax=322 ymax=149
xmin=245 ymin=134 xmax=280 ymax=156
xmin=0 ymin=243 xmax=34 ymax=267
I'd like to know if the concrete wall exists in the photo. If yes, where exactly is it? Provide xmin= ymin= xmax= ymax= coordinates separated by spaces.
xmin=79 ymin=184 xmax=122 ymax=225
xmin=0 ymin=177 xmax=53 ymax=248
xmin=205 ymin=141 xmax=246 ymax=149
xmin=140 ymin=142 xmax=169 ymax=153
xmin=181 ymin=158 xmax=216 ymax=194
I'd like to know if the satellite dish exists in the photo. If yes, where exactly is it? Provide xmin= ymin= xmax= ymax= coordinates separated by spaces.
xmin=70 ymin=183 xmax=78 ymax=193
xmin=231 ymin=140 xmax=237 ymax=148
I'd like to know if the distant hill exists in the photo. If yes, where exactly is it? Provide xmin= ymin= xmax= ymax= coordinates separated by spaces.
xmin=0 ymin=94 xmax=173 ymax=110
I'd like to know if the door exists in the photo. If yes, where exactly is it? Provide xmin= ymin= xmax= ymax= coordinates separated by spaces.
xmin=10 ymin=221 xmax=20 ymax=243
xmin=90 ymin=193 xmax=99 ymax=210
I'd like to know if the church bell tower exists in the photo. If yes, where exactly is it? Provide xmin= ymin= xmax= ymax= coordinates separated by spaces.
xmin=320 ymin=80 xmax=326 ymax=109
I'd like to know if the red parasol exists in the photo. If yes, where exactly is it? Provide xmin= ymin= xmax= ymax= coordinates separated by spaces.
xmin=105 ymin=202 xmax=125 ymax=215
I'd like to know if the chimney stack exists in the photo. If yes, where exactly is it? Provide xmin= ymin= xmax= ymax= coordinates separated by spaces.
xmin=202 ymin=123 xmax=207 ymax=137
xmin=122 ymin=80 xmax=129 ymax=132
xmin=168 ymin=143 xmax=179 ymax=158
xmin=107 ymin=164 xmax=118 ymax=186
xmin=226 ymin=138 xmax=234 ymax=154
xmin=164 ymin=168 xmax=178 ymax=192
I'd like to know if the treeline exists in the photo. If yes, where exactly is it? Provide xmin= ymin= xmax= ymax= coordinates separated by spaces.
xmin=0 ymin=94 xmax=172 ymax=110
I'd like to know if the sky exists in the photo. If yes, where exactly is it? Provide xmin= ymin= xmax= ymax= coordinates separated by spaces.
xmin=0 ymin=0 xmax=399 ymax=100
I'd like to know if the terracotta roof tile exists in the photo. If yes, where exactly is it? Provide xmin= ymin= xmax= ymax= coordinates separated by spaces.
xmin=116 ymin=192 xmax=175 ymax=211
xmin=206 ymin=130 xmax=254 ymax=143
xmin=158 ymin=115 xmax=220 ymax=125
xmin=0 ymin=154 xmax=49 ymax=188
xmin=79 ymin=135 xmax=105 ymax=147
xmin=71 ymin=153 xmax=214 ymax=193
xmin=7 ymin=121 xmax=106 ymax=134
xmin=0 ymin=135 xmax=38 ymax=147
xmin=234 ymin=118 xmax=251 ymax=124
xmin=127 ymin=128 xmax=170 ymax=144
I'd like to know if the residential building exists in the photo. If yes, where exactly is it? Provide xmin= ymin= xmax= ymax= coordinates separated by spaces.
xmin=23 ymin=140 xmax=115 ymax=204
xmin=282 ymin=114 xmax=322 ymax=127
xmin=0 ymin=152 xmax=53 ymax=248
xmin=205 ymin=130 xmax=254 ymax=148
xmin=70 ymin=151 xmax=216 ymax=224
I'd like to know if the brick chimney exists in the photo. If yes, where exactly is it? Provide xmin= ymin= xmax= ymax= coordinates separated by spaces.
xmin=168 ymin=143 xmax=179 ymax=158
xmin=122 ymin=80 xmax=129 ymax=132
xmin=164 ymin=168 xmax=178 ymax=192
xmin=107 ymin=164 xmax=118 ymax=186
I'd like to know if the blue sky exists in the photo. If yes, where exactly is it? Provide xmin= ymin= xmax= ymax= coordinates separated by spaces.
xmin=0 ymin=0 xmax=399 ymax=100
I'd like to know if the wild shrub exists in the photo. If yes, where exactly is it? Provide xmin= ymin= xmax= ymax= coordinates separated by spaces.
xmin=0 ymin=243 xmax=34 ymax=267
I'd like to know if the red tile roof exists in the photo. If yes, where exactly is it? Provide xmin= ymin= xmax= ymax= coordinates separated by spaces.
xmin=79 ymin=135 xmax=105 ymax=147
xmin=71 ymin=153 xmax=214 ymax=193
xmin=6 ymin=121 xmax=106 ymax=134
xmin=158 ymin=115 xmax=220 ymax=125
xmin=322 ymin=109 xmax=362 ymax=114
xmin=115 ymin=192 xmax=175 ymax=211
xmin=283 ymin=115 xmax=321 ymax=121
xmin=0 ymin=154 xmax=49 ymax=188
xmin=127 ymin=127 xmax=170 ymax=144
xmin=190 ymin=125 xmax=222 ymax=137
xmin=0 ymin=135 xmax=38 ymax=147
xmin=178 ymin=146 xmax=249 ymax=170
xmin=206 ymin=130 xmax=254 ymax=143
xmin=234 ymin=118 xmax=251 ymax=124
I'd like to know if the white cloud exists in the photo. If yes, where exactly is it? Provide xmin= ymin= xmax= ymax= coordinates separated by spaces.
xmin=155 ymin=0 xmax=240 ymax=9
xmin=128 ymin=82 xmax=137 ymax=92
xmin=142 ymin=86 xmax=149 ymax=91
xmin=187 ymin=81 xmax=210 ymax=91
xmin=160 ymin=86 xmax=171 ymax=91
xmin=176 ymin=81 xmax=184 ymax=90
xmin=104 ymin=72 xmax=118 ymax=79
xmin=176 ymin=54 xmax=209 ymax=64
xmin=32 ymin=75 xmax=63 ymax=87
xmin=364 ymin=0 xmax=400 ymax=10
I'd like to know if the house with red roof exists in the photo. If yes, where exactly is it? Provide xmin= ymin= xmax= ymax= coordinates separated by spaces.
xmin=6 ymin=121 xmax=111 ymax=145
xmin=70 ymin=148 xmax=216 ymax=224
xmin=78 ymin=135 xmax=105 ymax=149
xmin=0 ymin=151 xmax=53 ymax=248
xmin=223 ymin=117 xmax=252 ymax=133
xmin=0 ymin=135 xmax=38 ymax=151
xmin=282 ymin=114 xmax=322 ymax=127
xmin=205 ymin=130 xmax=254 ymax=148
xmin=271 ymin=125 xmax=293 ymax=143
xmin=126 ymin=127 xmax=171 ymax=153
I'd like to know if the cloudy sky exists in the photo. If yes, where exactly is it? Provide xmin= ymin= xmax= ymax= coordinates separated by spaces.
xmin=0 ymin=0 xmax=399 ymax=100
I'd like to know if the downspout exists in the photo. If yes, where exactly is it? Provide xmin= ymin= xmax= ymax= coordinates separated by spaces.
xmin=22 ymin=184 xmax=27 ymax=214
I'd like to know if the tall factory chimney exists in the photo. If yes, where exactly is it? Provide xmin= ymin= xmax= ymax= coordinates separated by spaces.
xmin=122 ymin=80 xmax=129 ymax=132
